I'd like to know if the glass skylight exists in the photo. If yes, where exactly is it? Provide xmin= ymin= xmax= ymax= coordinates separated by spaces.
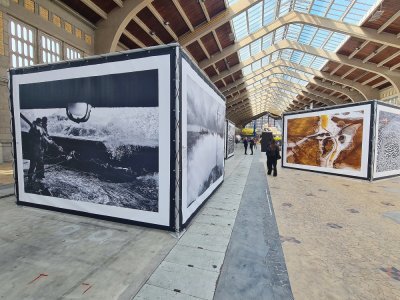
xmin=226 ymin=0 xmax=379 ymax=113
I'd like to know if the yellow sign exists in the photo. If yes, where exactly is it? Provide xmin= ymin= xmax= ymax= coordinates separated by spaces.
xmin=241 ymin=128 xmax=254 ymax=135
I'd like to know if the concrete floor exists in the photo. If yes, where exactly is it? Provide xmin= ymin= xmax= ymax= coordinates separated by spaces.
xmin=0 ymin=196 xmax=177 ymax=299
xmin=1 ymin=148 xmax=400 ymax=299
xmin=268 ymin=162 xmax=400 ymax=299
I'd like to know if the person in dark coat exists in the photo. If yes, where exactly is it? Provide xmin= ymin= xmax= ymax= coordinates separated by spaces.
xmin=266 ymin=139 xmax=280 ymax=177
xmin=249 ymin=138 xmax=255 ymax=155
xmin=27 ymin=118 xmax=44 ymax=182
xmin=243 ymin=137 xmax=248 ymax=155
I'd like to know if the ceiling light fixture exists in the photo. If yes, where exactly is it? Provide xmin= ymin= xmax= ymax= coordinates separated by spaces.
xmin=369 ymin=3 xmax=384 ymax=22
xmin=149 ymin=31 xmax=155 ymax=36
xmin=163 ymin=21 xmax=170 ymax=26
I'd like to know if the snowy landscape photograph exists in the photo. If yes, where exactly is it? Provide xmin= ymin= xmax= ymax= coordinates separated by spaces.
xmin=226 ymin=121 xmax=235 ymax=159
xmin=186 ymin=75 xmax=225 ymax=208
xmin=17 ymin=68 xmax=161 ymax=212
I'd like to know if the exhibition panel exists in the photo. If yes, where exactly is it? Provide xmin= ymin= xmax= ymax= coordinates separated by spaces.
xmin=181 ymin=54 xmax=226 ymax=226
xmin=283 ymin=103 xmax=373 ymax=179
xmin=373 ymin=103 xmax=400 ymax=180
xmin=225 ymin=120 xmax=235 ymax=159
xmin=10 ymin=45 xmax=226 ymax=231
xmin=10 ymin=47 xmax=175 ymax=229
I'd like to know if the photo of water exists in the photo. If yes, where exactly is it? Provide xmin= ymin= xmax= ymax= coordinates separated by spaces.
xmin=186 ymin=76 xmax=225 ymax=208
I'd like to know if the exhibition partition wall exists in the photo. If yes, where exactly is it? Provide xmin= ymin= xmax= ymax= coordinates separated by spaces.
xmin=373 ymin=102 xmax=400 ymax=179
xmin=9 ymin=45 xmax=226 ymax=231
xmin=282 ymin=101 xmax=400 ymax=180
xmin=180 ymin=52 xmax=225 ymax=227
xmin=225 ymin=120 xmax=235 ymax=159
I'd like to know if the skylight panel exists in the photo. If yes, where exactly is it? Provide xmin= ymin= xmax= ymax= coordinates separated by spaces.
xmin=231 ymin=12 xmax=248 ymax=41
xmin=261 ymin=55 xmax=271 ymax=67
xmin=247 ymin=2 xmax=263 ymax=33
xmin=242 ymin=65 xmax=252 ymax=76
xmin=294 ymin=0 xmax=312 ymax=12
xmin=278 ymin=0 xmax=292 ymax=17
xmin=286 ymin=24 xmax=302 ymax=41
xmin=250 ymin=38 xmax=262 ymax=56
xmin=262 ymin=33 xmax=273 ymax=50
xmin=252 ymin=59 xmax=262 ymax=72
xmin=238 ymin=45 xmax=251 ymax=61
xmin=263 ymin=0 xmax=278 ymax=26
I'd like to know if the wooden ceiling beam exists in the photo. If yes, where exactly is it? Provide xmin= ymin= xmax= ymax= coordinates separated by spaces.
xmin=94 ymin=0 xmax=153 ymax=54
xmin=349 ymin=41 xmax=369 ymax=59
xmin=330 ymin=63 xmax=343 ymax=75
xmin=221 ymin=60 xmax=378 ymax=100
xmin=362 ymin=45 xmax=387 ymax=63
xmin=179 ymin=0 xmax=263 ymax=46
xmin=147 ymin=3 xmax=178 ymax=41
xmin=341 ymin=67 xmax=356 ymax=79
xmin=199 ymin=0 xmax=210 ymax=22
xmin=133 ymin=16 xmax=163 ymax=44
xmin=210 ymin=40 xmax=400 ymax=93
xmin=242 ymin=68 xmax=359 ymax=102
xmin=378 ymin=10 xmax=400 ymax=33
xmin=171 ymin=0 xmax=194 ymax=32
xmin=197 ymin=11 xmax=400 ymax=69
xmin=113 ymin=0 xmax=123 ymax=8
xmin=123 ymin=29 xmax=146 ymax=48
xmin=377 ymin=50 xmax=400 ymax=67
xmin=80 ymin=0 xmax=107 ymax=19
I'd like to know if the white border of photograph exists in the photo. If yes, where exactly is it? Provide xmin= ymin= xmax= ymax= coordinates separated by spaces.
xmin=12 ymin=55 xmax=171 ymax=226
xmin=373 ymin=104 xmax=400 ymax=179
xmin=283 ymin=104 xmax=371 ymax=178
xmin=226 ymin=120 xmax=235 ymax=159
xmin=181 ymin=59 xmax=225 ymax=224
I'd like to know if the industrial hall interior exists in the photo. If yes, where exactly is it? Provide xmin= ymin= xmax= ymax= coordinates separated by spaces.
xmin=1 ymin=0 xmax=400 ymax=299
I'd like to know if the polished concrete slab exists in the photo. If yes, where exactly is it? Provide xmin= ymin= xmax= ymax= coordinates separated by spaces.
xmin=268 ymin=161 xmax=400 ymax=300
xmin=135 ymin=148 xmax=253 ymax=300
xmin=0 ymin=197 xmax=177 ymax=300
xmin=214 ymin=151 xmax=293 ymax=300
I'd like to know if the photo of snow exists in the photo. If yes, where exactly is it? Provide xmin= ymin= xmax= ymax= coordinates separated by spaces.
xmin=11 ymin=54 xmax=172 ymax=226
xmin=374 ymin=105 xmax=400 ymax=178
xmin=226 ymin=120 xmax=235 ymax=159
xmin=181 ymin=58 xmax=225 ymax=224
xmin=283 ymin=103 xmax=372 ymax=178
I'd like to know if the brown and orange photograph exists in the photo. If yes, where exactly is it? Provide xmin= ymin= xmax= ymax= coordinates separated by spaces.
xmin=285 ymin=110 xmax=366 ymax=171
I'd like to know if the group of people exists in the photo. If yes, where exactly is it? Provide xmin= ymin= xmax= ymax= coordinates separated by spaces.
xmin=242 ymin=136 xmax=280 ymax=177
xmin=27 ymin=117 xmax=63 ymax=182
xmin=242 ymin=137 xmax=256 ymax=155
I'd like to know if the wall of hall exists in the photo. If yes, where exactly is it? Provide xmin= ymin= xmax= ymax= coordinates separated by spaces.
xmin=0 ymin=0 xmax=94 ymax=162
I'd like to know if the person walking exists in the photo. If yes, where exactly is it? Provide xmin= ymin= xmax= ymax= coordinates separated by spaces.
xmin=243 ymin=137 xmax=248 ymax=155
xmin=249 ymin=138 xmax=255 ymax=155
xmin=266 ymin=139 xmax=281 ymax=177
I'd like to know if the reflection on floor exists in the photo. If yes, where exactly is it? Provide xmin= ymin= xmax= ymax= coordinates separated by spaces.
xmin=268 ymin=163 xmax=400 ymax=300
xmin=0 ymin=162 xmax=13 ymax=185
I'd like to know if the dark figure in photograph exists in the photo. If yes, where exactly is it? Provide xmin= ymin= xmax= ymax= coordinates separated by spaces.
xmin=266 ymin=139 xmax=281 ymax=177
xmin=249 ymin=138 xmax=255 ymax=155
xmin=27 ymin=117 xmax=63 ymax=182
xmin=243 ymin=137 xmax=248 ymax=155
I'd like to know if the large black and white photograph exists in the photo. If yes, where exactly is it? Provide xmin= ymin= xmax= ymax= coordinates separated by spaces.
xmin=373 ymin=104 xmax=400 ymax=179
xmin=12 ymin=55 xmax=171 ymax=226
xmin=181 ymin=59 xmax=225 ymax=223
xmin=226 ymin=120 xmax=235 ymax=159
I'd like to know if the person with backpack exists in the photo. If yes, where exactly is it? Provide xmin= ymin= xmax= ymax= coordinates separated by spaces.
xmin=266 ymin=139 xmax=281 ymax=177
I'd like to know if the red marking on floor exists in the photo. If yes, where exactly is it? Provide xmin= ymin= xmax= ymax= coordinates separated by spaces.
xmin=28 ymin=273 xmax=48 ymax=284
xmin=81 ymin=283 xmax=93 ymax=294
